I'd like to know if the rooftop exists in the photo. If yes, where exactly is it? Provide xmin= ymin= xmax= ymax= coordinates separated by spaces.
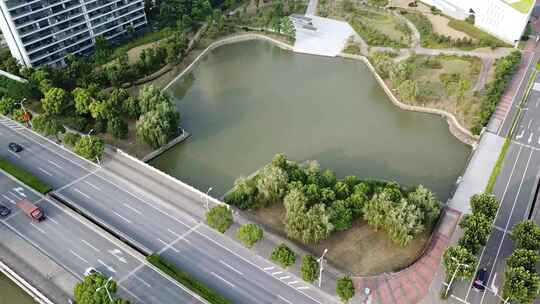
xmin=502 ymin=0 xmax=534 ymax=14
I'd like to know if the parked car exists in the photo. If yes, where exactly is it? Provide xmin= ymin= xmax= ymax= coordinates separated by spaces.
xmin=83 ymin=267 xmax=101 ymax=277
xmin=0 ymin=204 xmax=10 ymax=218
xmin=8 ymin=142 xmax=23 ymax=152
xmin=472 ymin=268 xmax=487 ymax=291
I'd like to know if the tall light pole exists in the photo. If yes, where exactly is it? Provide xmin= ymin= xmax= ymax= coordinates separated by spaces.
xmin=202 ymin=187 xmax=213 ymax=211
xmin=444 ymin=257 xmax=470 ymax=297
xmin=96 ymin=277 xmax=113 ymax=303
xmin=317 ymin=248 xmax=328 ymax=288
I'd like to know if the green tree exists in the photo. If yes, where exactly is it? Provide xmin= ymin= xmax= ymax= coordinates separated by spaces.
xmin=321 ymin=169 xmax=337 ymax=188
xmin=138 ymin=85 xmax=171 ymax=113
xmin=236 ymin=223 xmax=263 ymax=248
xmin=507 ymin=249 xmax=540 ymax=272
xmin=283 ymin=189 xmax=332 ymax=243
xmin=511 ymin=220 xmax=540 ymax=251
xmin=73 ymin=87 xmax=94 ymax=115
xmin=334 ymin=181 xmax=350 ymax=200
xmin=32 ymin=114 xmax=65 ymax=140
xmin=136 ymin=102 xmax=179 ymax=148
xmin=300 ymin=255 xmax=319 ymax=283
xmin=74 ymin=135 xmax=104 ymax=161
xmin=385 ymin=199 xmax=424 ymax=246
xmin=0 ymin=97 xmax=17 ymax=115
xmin=397 ymin=79 xmax=418 ymax=101
xmin=74 ymin=273 xmax=129 ymax=304
xmin=363 ymin=192 xmax=393 ymax=231
xmin=63 ymin=132 xmax=81 ymax=147
xmin=407 ymin=185 xmax=440 ymax=225
xmin=123 ymin=96 xmax=140 ymax=118
xmin=329 ymin=200 xmax=353 ymax=231
xmin=256 ymin=164 xmax=288 ymax=206
xmin=206 ymin=205 xmax=233 ymax=233
xmin=42 ymin=87 xmax=69 ymax=115
xmin=458 ymin=213 xmax=492 ymax=252
xmin=281 ymin=17 xmax=296 ymax=38
xmin=502 ymin=266 xmax=540 ymax=304
xmin=442 ymin=245 xmax=477 ymax=281
xmin=469 ymin=193 xmax=499 ymax=221
xmin=224 ymin=176 xmax=257 ymax=210
xmin=336 ymin=276 xmax=355 ymax=303
xmin=107 ymin=116 xmax=128 ymax=139
xmin=270 ymin=244 xmax=296 ymax=268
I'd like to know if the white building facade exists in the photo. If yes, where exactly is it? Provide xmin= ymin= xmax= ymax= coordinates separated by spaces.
xmin=0 ymin=0 xmax=147 ymax=67
xmin=422 ymin=0 xmax=533 ymax=45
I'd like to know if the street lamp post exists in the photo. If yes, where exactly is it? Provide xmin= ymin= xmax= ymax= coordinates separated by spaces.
xmin=203 ymin=187 xmax=213 ymax=211
xmin=96 ymin=277 xmax=113 ymax=303
xmin=444 ymin=257 xmax=470 ymax=298
xmin=317 ymin=248 xmax=328 ymax=288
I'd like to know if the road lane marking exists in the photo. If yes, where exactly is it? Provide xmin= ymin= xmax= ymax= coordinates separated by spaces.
xmin=70 ymin=250 xmax=89 ymax=264
xmin=134 ymin=275 xmax=152 ymax=288
xmin=220 ymin=260 xmax=244 ymax=276
xmin=465 ymin=145 xmax=523 ymax=299
xmin=157 ymin=238 xmax=169 ymax=247
xmin=2 ymin=194 xmax=15 ymax=204
xmin=169 ymin=246 xmax=180 ymax=253
xmin=8 ymin=191 xmax=20 ymax=200
xmin=479 ymin=147 xmax=533 ymax=304
xmin=112 ymin=211 xmax=132 ymax=224
xmin=30 ymin=223 xmax=46 ymax=234
xmin=297 ymin=286 xmax=309 ymax=290
xmin=38 ymin=167 xmax=53 ymax=176
xmin=97 ymin=259 xmax=116 ymax=273
xmin=528 ymin=132 xmax=533 ymax=143
xmin=279 ymin=276 xmax=290 ymax=280
xmin=272 ymin=271 xmax=283 ymax=275
xmin=516 ymin=129 xmax=525 ymax=140
xmin=158 ymin=223 xmax=201 ymax=254
xmin=451 ymin=295 xmax=469 ymax=304
xmin=528 ymin=119 xmax=533 ymax=129
xmin=84 ymin=180 xmax=101 ymax=191
xmin=81 ymin=239 xmax=100 ymax=252
xmin=278 ymin=295 xmax=293 ymax=304
xmin=211 ymin=272 xmax=235 ymax=288
xmin=73 ymin=188 xmax=91 ymax=199
xmin=47 ymin=160 xmax=63 ymax=169
xmin=7 ymin=150 xmax=20 ymax=158
xmin=167 ymin=228 xmax=179 ymax=236
xmin=287 ymin=281 xmax=298 ymax=285
xmin=123 ymin=203 xmax=141 ymax=215
xmin=264 ymin=266 xmax=274 ymax=271
xmin=48 ymin=217 xmax=59 ymax=225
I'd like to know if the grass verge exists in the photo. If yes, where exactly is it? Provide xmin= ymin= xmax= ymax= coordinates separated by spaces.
xmin=147 ymin=254 xmax=232 ymax=304
xmin=0 ymin=158 xmax=52 ymax=194
xmin=111 ymin=27 xmax=175 ymax=60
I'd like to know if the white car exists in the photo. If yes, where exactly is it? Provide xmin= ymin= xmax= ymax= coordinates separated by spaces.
xmin=83 ymin=267 xmax=100 ymax=276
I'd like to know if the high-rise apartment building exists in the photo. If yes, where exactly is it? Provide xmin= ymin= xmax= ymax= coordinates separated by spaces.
xmin=0 ymin=0 xmax=147 ymax=67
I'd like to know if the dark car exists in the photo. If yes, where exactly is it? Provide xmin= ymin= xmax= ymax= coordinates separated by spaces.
xmin=8 ymin=142 xmax=23 ymax=153
xmin=0 ymin=204 xmax=11 ymax=218
xmin=472 ymin=268 xmax=487 ymax=291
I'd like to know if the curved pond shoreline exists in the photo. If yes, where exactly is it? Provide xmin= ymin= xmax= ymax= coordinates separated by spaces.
xmin=162 ymin=32 xmax=477 ymax=147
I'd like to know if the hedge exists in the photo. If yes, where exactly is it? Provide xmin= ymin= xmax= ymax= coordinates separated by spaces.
xmin=147 ymin=254 xmax=231 ymax=304
xmin=0 ymin=158 xmax=52 ymax=194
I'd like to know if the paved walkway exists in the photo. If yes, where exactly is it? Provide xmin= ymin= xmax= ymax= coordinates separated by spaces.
xmin=473 ymin=58 xmax=493 ymax=92
xmin=353 ymin=209 xmax=460 ymax=304
xmin=293 ymin=16 xmax=354 ymax=57
xmin=306 ymin=0 xmax=318 ymax=15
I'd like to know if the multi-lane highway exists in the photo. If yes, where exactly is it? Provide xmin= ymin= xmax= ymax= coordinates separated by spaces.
xmin=0 ymin=116 xmax=337 ymax=304
xmin=0 ymin=170 xmax=202 ymax=303
xmin=447 ymin=62 xmax=540 ymax=303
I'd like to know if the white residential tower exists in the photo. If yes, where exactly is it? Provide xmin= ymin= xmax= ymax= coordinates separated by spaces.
xmin=0 ymin=0 xmax=147 ymax=67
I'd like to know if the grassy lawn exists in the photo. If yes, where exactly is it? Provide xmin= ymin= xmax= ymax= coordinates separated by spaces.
xmin=110 ymin=27 xmax=175 ymax=60
xmin=0 ymin=158 xmax=52 ymax=194
xmin=447 ymin=19 xmax=508 ymax=47
xmin=505 ymin=0 xmax=534 ymax=13
xmin=350 ymin=8 xmax=411 ymax=47
xmin=405 ymin=54 xmax=482 ymax=130
xmin=247 ymin=202 xmax=429 ymax=275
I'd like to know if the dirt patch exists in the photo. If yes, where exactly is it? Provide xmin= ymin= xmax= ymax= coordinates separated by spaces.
xmin=429 ymin=14 xmax=470 ymax=39
xmin=246 ymin=203 xmax=430 ymax=275
xmin=126 ymin=41 xmax=161 ymax=64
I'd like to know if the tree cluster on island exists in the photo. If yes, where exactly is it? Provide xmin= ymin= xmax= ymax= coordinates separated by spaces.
xmin=225 ymin=153 xmax=441 ymax=247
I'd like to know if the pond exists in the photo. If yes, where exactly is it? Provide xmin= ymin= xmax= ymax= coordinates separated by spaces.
xmin=150 ymin=40 xmax=470 ymax=201
xmin=0 ymin=274 xmax=36 ymax=304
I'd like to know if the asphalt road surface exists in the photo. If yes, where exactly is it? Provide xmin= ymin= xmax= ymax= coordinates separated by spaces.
xmin=0 ymin=117 xmax=337 ymax=304
xmin=0 ymin=171 xmax=202 ymax=303
xmin=446 ymin=70 xmax=540 ymax=304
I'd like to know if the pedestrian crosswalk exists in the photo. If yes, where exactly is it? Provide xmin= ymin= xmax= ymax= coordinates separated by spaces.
xmin=262 ymin=265 xmax=312 ymax=292
xmin=0 ymin=117 xmax=26 ymax=130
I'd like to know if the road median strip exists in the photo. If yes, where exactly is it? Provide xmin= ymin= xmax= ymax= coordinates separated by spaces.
xmin=147 ymin=254 xmax=232 ymax=304
xmin=0 ymin=158 xmax=52 ymax=194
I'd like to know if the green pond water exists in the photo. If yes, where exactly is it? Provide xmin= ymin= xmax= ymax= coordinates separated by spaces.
xmin=150 ymin=40 xmax=471 ymax=200
xmin=0 ymin=274 xmax=35 ymax=304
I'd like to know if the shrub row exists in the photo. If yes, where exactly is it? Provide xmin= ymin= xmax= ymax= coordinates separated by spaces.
xmin=0 ymin=157 xmax=52 ymax=194
xmin=147 ymin=254 xmax=231 ymax=304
